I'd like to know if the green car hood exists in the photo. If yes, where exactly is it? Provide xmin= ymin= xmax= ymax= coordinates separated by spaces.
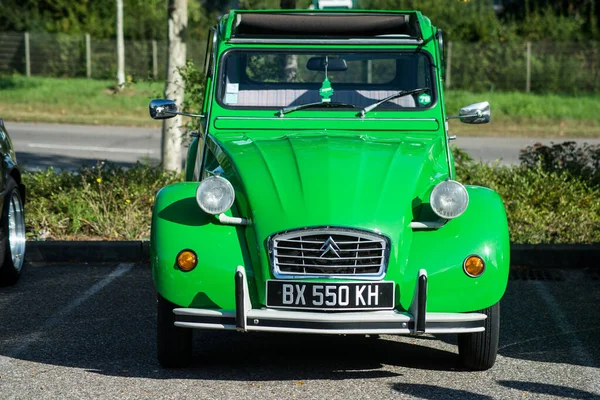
xmin=214 ymin=132 xmax=448 ymax=275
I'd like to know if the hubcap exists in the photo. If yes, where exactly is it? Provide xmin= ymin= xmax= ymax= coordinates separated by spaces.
xmin=8 ymin=190 xmax=25 ymax=272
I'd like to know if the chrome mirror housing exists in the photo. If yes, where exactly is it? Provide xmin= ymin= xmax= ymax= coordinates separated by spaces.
xmin=149 ymin=99 xmax=178 ymax=120
xmin=457 ymin=101 xmax=491 ymax=124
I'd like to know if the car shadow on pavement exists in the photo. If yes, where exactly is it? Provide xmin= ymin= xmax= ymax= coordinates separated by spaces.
xmin=436 ymin=277 xmax=600 ymax=370
xmin=496 ymin=279 xmax=600 ymax=369
xmin=183 ymin=331 xmax=461 ymax=380
xmin=497 ymin=380 xmax=598 ymax=400
xmin=6 ymin=264 xmax=598 ymax=383
xmin=391 ymin=383 xmax=494 ymax=400
xmin=0 ymin=263 xmax=465 ymax=382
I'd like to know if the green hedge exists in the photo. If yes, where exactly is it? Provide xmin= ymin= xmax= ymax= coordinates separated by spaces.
xmin=455 ymin=147 xmax=600 ymax=244
xmin=23 ymin=153 xmax=600 ymax=243
xmin=24 ymin=163 xmax=180 ymax=240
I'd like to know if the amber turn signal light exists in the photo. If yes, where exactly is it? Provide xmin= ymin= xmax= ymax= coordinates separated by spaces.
xmin=176 ymin=250 xmax=198 ymax=272
xmin=463 ymin=255 xmax=485 ymax=277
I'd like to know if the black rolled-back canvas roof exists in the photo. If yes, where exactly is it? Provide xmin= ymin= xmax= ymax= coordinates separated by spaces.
xmin=232 ymin=13 xmax=421 ymax=39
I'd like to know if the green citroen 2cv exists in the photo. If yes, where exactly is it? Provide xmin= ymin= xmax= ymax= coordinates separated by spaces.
xmin=149 ymin=9 xmax=509 ymax=370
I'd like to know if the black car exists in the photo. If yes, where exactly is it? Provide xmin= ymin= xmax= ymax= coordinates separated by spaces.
xmin=0 ymin=118 xmax=25 ymax=286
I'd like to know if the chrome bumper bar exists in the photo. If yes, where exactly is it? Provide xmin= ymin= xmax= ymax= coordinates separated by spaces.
xmin=173 ymin=266 xmax=486 ymax=335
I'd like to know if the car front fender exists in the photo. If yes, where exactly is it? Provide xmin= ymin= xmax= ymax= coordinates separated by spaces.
xmin=151 ymin=182 xmax=252 ymax=309
xmin=401 ymin=185 xmax=510 ymax=312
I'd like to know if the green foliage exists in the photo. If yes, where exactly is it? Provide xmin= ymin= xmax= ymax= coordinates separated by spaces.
xmin=359 ymin=0 xmax=502 ymax=41
xmin=29 ymin=32 xmax=85 ymax=77
xmin=0 ymin=0 xmax=168 ymax=40
xmin=2 ymin=0 xmax=597 ymax=41
xmin=517 ymin=5 xmax=587 ymax=41
xmin=454 ymin=146 xmax=600 ymax=244
xmin=23 ymin=153 xmax=600 ymax=243
xmin=519 ymin=141 xmax=600 ymax=186
xmin=2 ymin=0 xmax=599 ymax=93
xmin=449 ymin=41 xmax=600 ymax=93
xmin=179 ymin=60 xmax=205 ymax=109
xmin=178 ymin=60 xmax=205 ymax=133
xmin=237 ymin=0 xmax=312 ymax=9
xmin=24 ymin=163 xmax=181 ymax=240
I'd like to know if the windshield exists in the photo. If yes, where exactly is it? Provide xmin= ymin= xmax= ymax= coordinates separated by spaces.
xmin=218 ymin=50 xmax=436 ymax=110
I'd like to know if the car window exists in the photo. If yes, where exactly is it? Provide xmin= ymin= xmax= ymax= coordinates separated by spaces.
xmin=219 ymin=51 xmax=435 ymax=110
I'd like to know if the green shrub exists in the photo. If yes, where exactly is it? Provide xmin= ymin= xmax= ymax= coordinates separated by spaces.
xmin=22 ymin=155 xmax=600 ymax=244
xmin=23 ymin=162 xmax=181 ymax=240
xmin=454 ymin=146 xmax=600 ymax=244
xmin=519 ymin=141 xmax=600 ymax=186
xmin=179 ymin=60 xmax=206 ymax=133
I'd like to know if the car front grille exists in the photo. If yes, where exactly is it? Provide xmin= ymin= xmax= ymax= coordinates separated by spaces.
xmin=270 ymin=228 xmax=389 ymax=279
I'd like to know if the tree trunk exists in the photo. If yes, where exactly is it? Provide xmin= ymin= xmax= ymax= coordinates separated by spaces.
xmin=116 ymin=0 xmax=125 ymax=88
xmin=161 ymin=0 xmax=188 ymax=172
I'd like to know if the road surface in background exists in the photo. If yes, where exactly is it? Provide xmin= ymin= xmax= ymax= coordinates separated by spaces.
xmin=7 ymin=122 xmax=600 ymax=170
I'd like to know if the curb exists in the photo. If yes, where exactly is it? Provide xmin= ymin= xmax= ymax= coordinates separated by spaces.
xmin=510 ymin=244 xmax=600 ymax=269
xmin=24 ymin=241 xmax=600 ymax=268
xmin=25 ymin=241 xmax=150 ymax=263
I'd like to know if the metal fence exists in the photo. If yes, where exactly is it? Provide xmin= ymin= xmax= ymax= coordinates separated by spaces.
xmin=1 ymin=31 xmax=599 ymax=93
xmin=446 ymin=41 xmax=600 ymax=93
xmin=0 ymin=31 xmax=206 ymax=81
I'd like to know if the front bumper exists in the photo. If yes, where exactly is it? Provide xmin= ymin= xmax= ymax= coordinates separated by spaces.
xmin=172 ymin=266 xmax=487 ymax=335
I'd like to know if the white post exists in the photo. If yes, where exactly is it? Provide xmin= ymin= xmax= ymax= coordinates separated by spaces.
xmin=526 ymin=41 xmax=531 ymax=93
xmin=152 ymin=40 xmax=158 ymax=79
xmin=446 ymin=41 xmax=452 ymax=89
xmin=116 ymin=0 xmax=125 ymax=88
xmin=85 ymin=33 xmax=92 ymax=79
xmin=24 ymin=32 xmax=31 ymax=77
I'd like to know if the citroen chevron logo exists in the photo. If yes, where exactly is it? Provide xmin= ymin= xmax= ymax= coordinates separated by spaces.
xmin=319 ymin=236 xmax=342 ymax=258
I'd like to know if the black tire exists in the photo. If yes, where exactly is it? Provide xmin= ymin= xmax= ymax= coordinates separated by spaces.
xmin=0 ymin=177 xmax=26 ymax=287
xmin=457 ymin=302 xmax=500 ymax=370
xmin=157 ymin=294 xmax=192 ymax=368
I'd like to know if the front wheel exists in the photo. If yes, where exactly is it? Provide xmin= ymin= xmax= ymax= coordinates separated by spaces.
xmin=157 ymin=294 xmax=192 ymax=368
xmin=457 ymin=302 xmax=500 ymax=370
xmin=0 ymin=178 xmax=26 ymax=286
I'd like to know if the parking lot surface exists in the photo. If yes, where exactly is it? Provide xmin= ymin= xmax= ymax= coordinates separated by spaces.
xmin=0 ymin=263 xmax=598 ymax=399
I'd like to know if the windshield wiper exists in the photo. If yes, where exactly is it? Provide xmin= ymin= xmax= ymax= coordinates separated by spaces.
xmin=278 ymin=101 xmax=358 ymax=117
xmin=358 ymin=88 xmax=430 ymax=118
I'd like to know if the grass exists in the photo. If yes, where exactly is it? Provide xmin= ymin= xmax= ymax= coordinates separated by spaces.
xmin=0 ymin=75 xmax=164 ymax=127
xmin=446 ymin=90 xmax=600 ymax=137
xmin=1 ymin=75 xmax=599 ymax=137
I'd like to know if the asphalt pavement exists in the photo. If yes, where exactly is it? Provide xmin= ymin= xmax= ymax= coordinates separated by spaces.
xmin=8 ymin=122 xmax=164 ymax=170
xmin=0 ymin=262 xmax=598 ymax=399
xmin=7 ymin=122 xmax=600 ymax=170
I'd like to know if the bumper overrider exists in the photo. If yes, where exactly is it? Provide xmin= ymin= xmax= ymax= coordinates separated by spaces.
xmin=172 ymin=267 xmax=487 ymax=335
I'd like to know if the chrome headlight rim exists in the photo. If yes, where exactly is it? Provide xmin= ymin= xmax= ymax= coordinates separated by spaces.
xmin=196 ymin=175 xmax=235 ymax=215
xmin=429 ymin=179 xmax=469 ymax=219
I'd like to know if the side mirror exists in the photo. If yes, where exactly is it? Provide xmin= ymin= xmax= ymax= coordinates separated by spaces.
xmin=149 ymin=99 xmax=177 ymax=120
xmin=448 ymin=101 xmax=490 ymax=124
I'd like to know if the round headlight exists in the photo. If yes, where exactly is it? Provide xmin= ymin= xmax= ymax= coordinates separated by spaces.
xmin=430 ymin=180 xmax=469 ymax=219
xmin=196 ymin=176 xmax=235 ymax=215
